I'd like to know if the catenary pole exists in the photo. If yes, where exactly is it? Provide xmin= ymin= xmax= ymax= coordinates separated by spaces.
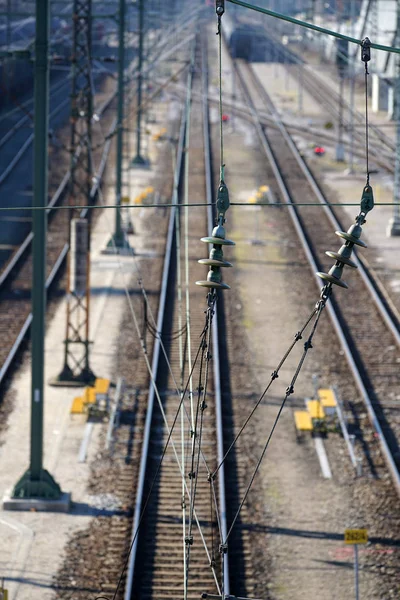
xmin=108 ymin=0 xmax=128 ymax=248
xmin=388 ymin=0 xmax=400 ymax=236
xmin=348 ymin=0 xmax=356 ymax=173
xmin=11 ymin=0 xmax=62 ymax=500
xmin=132 ymin=0 xmax=146 ymax=165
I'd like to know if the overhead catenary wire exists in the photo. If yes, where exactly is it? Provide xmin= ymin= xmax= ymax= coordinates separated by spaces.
xmin=88 ymin=45 xmax=224 ymax=595
xmin=0 ymin=202 xmax=397 ymax=212
xmin=226 ymin=0 xmax=400 ymax=55
xmin=361 ymin=37 xmax=371 ymax=184
xmin=211 ymin=303 xmax=321 ymax=479
xmin=223 ymin=296 xmax=328 ymax=546
xmin=93 ymin=184 xmax=222 ymax=600
xmin=89 ymin=37 xmax=225 ymax=597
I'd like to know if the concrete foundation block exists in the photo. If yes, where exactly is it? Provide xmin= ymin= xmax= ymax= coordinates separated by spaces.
xmin=2 ymin=492 xmax=71 ymax=513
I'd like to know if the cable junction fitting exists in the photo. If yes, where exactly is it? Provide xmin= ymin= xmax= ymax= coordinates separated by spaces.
xmin=317 ymin=184 xmax=374 ymax=289
xmin=361 ymin=37 xmax=371 ymax=65
xmin=216 ymin=0 xmax=225 ymax=17
xmin=196 ymin=180 xmax=235 ymax=290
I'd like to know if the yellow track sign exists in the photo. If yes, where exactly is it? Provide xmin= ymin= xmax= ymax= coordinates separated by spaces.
xmin=344 ymin=529 xmax=368 ymax=545
xmin=0 ymin=588 xmax=8 ymax=600
xmin=121 ymin=196 xmax=130 ymax=205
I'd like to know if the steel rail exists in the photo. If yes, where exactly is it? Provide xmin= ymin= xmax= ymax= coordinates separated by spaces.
xmin=233 ymin=57 xmax=400 ymax=497
xmin=0 ymin=97 xmax=70 ymax=186
xmin=167 ymin=80 xmax=381 ymax=163
xmin=0 ymin=80 xmax=116 ymax=188
xmin=254 ymin=26 xmax=396 ymax=162
xmin=201 ymin=35 xmax=230 ymax=596
xmin=245 ymin=63 xmax=400 ymax=350
xmin=0 ymin=88 xmax=116 ymax=285
xmin=0 ymin=95 xmax=116 ymax=388
xmin=0 ymin=76 xmax=70 ymax=149
xmin=123 ymin=90 xmax=188 ymax=600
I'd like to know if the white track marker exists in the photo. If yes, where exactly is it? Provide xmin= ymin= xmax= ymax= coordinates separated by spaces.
xmin=314 ymin=436 xmax=332 ymax=479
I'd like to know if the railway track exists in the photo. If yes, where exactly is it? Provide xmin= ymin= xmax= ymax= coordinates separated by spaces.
xmin=125 ymin=39 xmax=225 ymax=600
xmin=0 ymin=75 xmax=72 ymax=187
xmin=232 ymin=55 xmax=400 ymax=496
xmin=0 ymin=16 xmax=203 ymax=391
xmin=270 ymin=36 xmax=396 ymax=171
xmin=0 ymin=85 xmax=117 ymax=388
xmin=119 ymin=34 xmax=261 ymax=600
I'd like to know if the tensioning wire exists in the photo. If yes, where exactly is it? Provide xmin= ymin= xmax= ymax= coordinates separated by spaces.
xmin=218 ymin=4 xmax=224 ymax=180
xmin=227 ymin=0 xmax=400 ymax=55
xmin=5 ymin=202 xmax=398 ymax=211
xmin=223 ymin=298 xmax=327 ymax=545
xmin=94 ymin=194 xmax=221 ymax=598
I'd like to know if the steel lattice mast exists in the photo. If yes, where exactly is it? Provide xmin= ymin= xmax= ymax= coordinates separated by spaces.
xmin=53 ymin=0 xmax=95 ymax=385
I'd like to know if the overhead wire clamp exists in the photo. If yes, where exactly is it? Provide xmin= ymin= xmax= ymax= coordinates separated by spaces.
xmin=216 ymin=0 xmax=225 ymax=34
xmin=361 ymin=37 xmax=371 ymax=65
xmin=216 ymin=0 xmax=225 ymax=17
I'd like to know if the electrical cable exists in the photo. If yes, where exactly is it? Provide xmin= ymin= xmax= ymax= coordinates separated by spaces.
xmin=361 ymin=38 xmax=371 ymax=185
xmin=0 ymin=201 xmax=397 ymax=212
xmin=223 ymin=297 xmax=328 ymax=545
xmin=226 ymin=0 xmax=400 ymax=55
xmin=218 ymin=19 xmax=224 ymax=181
xmin=94 ymin=186 xmax=222 ymax=599
xmin=90 ymin=50 xmax=223 ymax=589
xmin=211 ymin=303 xmax=320 ymax=478
xmin=181 ymin=40 xmax=197 ymax=600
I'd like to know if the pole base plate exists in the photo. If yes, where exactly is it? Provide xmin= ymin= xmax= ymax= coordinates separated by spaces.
xmin=50 ymin=364 xmax=96 ymax=387
xmin=130 ymin=155 xmax=150 ymax=168
xmin=10 ymin=468 xmax=63 ymax=501
xmin=4 ymin=491 xmax=71 ymax=513
xmin=102 ymin=233 xmax=133 ymax=255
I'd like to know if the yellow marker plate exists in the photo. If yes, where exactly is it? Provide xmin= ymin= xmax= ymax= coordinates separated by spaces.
xmin=318 ymin=388 xmax=337 ymax=408
xmin=344 ymin=529 xmax=368 ymax=544
xmin=121 ymin=196 xmax=130 ymax=205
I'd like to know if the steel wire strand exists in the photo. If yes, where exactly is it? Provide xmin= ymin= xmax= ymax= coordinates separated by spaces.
xmin=93 ymin=64 xmax=224 ymax=581
xmin=226 ymin=0 xmax=400 ymax=55
xmin=93 ymin=196 xmax=221 ymax=598
xmin=138 ymin=280 xmax=222 ymax=527
xmin=211 ymin=304 xmax=319 ymax=478
xmin=185 ymin=300 xmax=216 ymax=591
xmin=184 ymin=54 xmax=196 ymax=487
xmin=183 ymin=41 xmax=205 ymax=600
xmin=145 ymin=316 xmax=187 ymax=340
xmin=125 ymin=65 xmax=223 ymax=509
xmin=218 ymin=22 xmax=224 ymax=180
xmin=96 ymin=181 xmax=222 ymax=564
xmin=175 ymin=192 xmax=188 ymax=599
xmin=174 ymin=56 xmax=194 ymax=589
xmin=127 ymin=147 xmax=220 ymax=495
xmin=122 ymin=178 xmax=222 ymax=532
xmin=186 ymin=336 xmax=207 ymax=590
xmin=224 ymin=300 xmax=327 ymax=545
xmin=2 ymin=201 xmax=399 ymax=212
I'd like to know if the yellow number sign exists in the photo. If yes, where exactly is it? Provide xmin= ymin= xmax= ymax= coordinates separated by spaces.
xmin=344 ymin=529 xmax=368 ymax=545
xmin=0 ymin=588 xmax=8 ymax=600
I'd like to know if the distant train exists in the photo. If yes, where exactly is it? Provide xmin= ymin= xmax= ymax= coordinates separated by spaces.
xmin=0 ymin=15 xmax=106 ymax=111
xmin=0 ymin=17 xmax=71 ymax=109
xmin=222 ymin=12 xmax=268 ymax=62
xmin=222 ymin=12 xmax=297 ymax=64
